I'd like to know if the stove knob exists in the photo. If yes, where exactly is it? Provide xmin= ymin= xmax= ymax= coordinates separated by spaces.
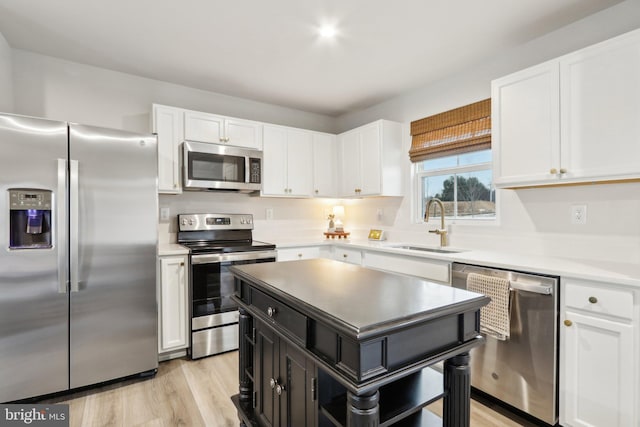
xmin=189 ymin=219 xmax=194 ymax=225
xmin=247 ymin=217 xmax=252 ymax=224
xmin=181 ymin=218 xmax=187 ymax=226
xmin=240 ymin=218 xmax=246 ymax=224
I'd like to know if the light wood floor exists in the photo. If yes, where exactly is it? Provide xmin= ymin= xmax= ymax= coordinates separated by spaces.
xmin=40 ymin=351 xmax=536 ymax=427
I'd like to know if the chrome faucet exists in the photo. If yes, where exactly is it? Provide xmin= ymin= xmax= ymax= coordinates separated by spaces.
xmin=424 ymin=198 xmax=447 ymax=247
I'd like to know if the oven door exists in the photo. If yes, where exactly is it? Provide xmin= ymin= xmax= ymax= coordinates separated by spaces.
xmin=183 ymin=141 xmax=262 ymax=191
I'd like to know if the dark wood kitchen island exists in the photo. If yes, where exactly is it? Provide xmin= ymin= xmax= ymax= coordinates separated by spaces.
xmin=229 ymin=258 xmax=490 ymax=427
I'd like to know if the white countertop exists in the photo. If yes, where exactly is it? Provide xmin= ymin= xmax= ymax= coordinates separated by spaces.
xmin=158 ymin=243 xmax=189 ymax=256
xmin=275 ymin=239 xmax=640 ymax=288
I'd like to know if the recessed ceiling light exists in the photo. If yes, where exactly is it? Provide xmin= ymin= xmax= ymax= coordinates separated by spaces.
xmin=318 ymin=25 xmax=338 ymax=39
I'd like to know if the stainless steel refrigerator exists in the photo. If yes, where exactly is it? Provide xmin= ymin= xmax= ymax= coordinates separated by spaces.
xmin=0 ymin=113 xmax=158 ymax=403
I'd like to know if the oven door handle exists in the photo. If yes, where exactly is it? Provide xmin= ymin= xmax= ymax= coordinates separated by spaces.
xmin=191 ymin=250 xmax=277 ymax=264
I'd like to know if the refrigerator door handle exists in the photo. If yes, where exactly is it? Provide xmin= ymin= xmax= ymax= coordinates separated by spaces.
xmin=57 ymin=159 xmax=68 ymax=294
xmin=70 ymin=159 xmax=80 ymax=293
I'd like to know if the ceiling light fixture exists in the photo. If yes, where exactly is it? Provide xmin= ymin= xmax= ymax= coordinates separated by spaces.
xmin=318 ymin=25 xmax=338 ymax=39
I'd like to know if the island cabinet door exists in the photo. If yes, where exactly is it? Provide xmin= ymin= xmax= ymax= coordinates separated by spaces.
xmin=280 ymin=341 xmax=317 ymax=427
xmin=255 ymin=322 xmax=279 ymax=427
xmin=254 ymin=319 xmax=318 ymax=427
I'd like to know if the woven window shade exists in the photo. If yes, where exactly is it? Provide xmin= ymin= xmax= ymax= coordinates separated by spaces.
xmin=409 ymin=98 xmax=491 ymax=162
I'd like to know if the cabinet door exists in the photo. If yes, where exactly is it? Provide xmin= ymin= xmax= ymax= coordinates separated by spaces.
xmin=184 ymin=111 xmax=225 ymax=143
xmin=312 ymin=132 xmax=336 ymax=197
xmin=255 ymin=321 xmax=279 ymax=427
xmin=262 ymin=126 xmax=288 ymax=196
xmin=492 ymin=61 xmax=560 ymax=187
xmin=560 ymin=31 xmax=640 ymax=181
xmin=359 ymin=122 xmax=382 ymax=195
xmin=226 ymin=118 xmax=263 ymax=150
xmin=159 ymin=256 xmax=188 ymax=352
xmin=561 ymin=311 xmax=635 ymax=427
xmin=280 ymin=340 xmax=316 ymax=427
xmin=286 ymin=129 xmax=313 ymax=197
xmin=153 ymin=105 xmax=183 ymax=193
xmin=338 ymin=130 xmax=361 ymax=196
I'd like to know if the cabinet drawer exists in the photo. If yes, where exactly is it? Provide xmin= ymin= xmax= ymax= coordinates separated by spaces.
xmin=334 ymin=248 xmax=362 ymax=265
xmin=277 ymin=247 xmax=320 ymax=261
xmin=251 ymin=288 xmax=308 ymax=344
xmin=565 ymin=281 xmax=634 ymax=320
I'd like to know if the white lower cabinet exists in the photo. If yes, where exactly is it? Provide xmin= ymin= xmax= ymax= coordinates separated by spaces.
xmin=277 ymin=246 xmax=331 ymax=261
xmin=363 ymin=251 xmax=450 ymax=284
xmin=333 ymin=247 xmax=362 ymax=265
xmin=158 ymin=255 xmax=189 ymax=356
xmin=560 ymin=279 xmax=638 ymax=427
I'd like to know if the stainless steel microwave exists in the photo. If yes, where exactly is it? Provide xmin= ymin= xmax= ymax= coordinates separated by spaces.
xmin=183 ymin=141 xmax=262 ymax=192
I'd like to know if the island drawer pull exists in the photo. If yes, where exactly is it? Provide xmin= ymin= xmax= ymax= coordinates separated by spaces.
xmin=564 ymin=320 xmax=573 ymax=327
xmin=588 ymin=296 xmax=598 ymax=304
xmin=267 ymin=307 xmax=277 ymax=317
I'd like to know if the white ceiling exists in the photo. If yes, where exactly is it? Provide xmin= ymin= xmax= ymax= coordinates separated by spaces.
xmin=0 ymin=0 xmax=623 ymax=116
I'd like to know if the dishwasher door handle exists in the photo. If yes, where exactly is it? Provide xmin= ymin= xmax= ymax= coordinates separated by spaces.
xmin=510 ymin=280 xmax=552 ymax=295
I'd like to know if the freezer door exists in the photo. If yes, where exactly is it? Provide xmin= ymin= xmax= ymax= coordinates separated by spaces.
xmin=0 ymin=114 xmax=69 ymax=402
xmin=68 ymin=124 xmax=158 ymax=389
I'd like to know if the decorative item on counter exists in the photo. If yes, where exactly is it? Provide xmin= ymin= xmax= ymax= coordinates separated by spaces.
xmin=327 ymin=213 xmax=336 ymax=232
xmin=324 ymin=205 xmax=349 ymax=239
xmin=368 ymin=229 xmax=386 ymax=241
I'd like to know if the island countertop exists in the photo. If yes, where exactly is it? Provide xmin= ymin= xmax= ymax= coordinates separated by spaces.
xmin=230 ymin=258 xmax=489 ymax=339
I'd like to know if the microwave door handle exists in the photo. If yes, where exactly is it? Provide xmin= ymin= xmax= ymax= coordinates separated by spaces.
xmin=57 ymin=159 xmax=68 ymax=294
xmin=245 ymin=156 xmax=250 ymax=183
xmin=70 ymin=160 xmax=80 ymax=293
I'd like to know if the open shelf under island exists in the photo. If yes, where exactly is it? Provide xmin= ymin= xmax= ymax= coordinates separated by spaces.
xmin=229 ymin=258 xmax=490 ymax=427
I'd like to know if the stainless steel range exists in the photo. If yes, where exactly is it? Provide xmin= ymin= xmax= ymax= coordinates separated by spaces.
xmin=178 ymin=213 xmax=276 ymax=359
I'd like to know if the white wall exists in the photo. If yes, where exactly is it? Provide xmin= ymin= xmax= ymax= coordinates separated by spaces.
xmin=11 ymin=50 xmax=336 ymax=134
xmin=0 ymin=31 xmax=13 ymax=112
xmin=331 ymin=0 xmax=640 ymax=264
xmin=7 ymin=2 xmax=640 ymax=265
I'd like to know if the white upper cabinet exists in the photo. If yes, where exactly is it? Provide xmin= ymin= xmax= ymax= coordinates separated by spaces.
xmin=492 ymin=61 xmax=560 ymax=187
xmin=493 ymin=29 xmax=640 ymax=188
xmin=312 ymin=132 xmax=337 ymax=197
xmin=338 ymin=120 xmax=403 ymax=197
xmin=152 ymin=104 xmax=184 ymax=194
xmin=184 ymin=110 xmax=263 ymax=150
xmin=262 ymin=125 xmax=313 ymax=197
xmin=559 ymin=31 xmax=640 ymax=182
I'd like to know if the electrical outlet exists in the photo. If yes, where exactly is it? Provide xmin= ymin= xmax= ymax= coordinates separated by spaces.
xmin=160 ymin=207 xmax=170 ymax=221
xmin=376 ymin=208 xmax=384 ymax=221
xmin=265 ymin=208 xmax=274 ymax=220
xmin=571 ymin=205 xmax=587 ymax=225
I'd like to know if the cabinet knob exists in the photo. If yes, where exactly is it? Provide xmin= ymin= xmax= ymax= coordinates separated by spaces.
xmin=343 ymin=254 xmax=348 ymax=258
xmin=269 ymin=378 xmax=276 ymax=389
xmin=267 ymin=306 xmax=277 ymax=317
xmin=219 ymin=137 xmax=225 ymax=142
xmin=588 ymin=296 xmax=598 ymax=304
xmin=297 ymin=253 xmax=303 ymax=258
xmin=276 ymin=383 xmax=285 ymax=395
xmin=180 ymin=262 xmax=184 ymax=267
xmin=559 ymin=168 xmax=567 ymax=174
xmin=315 ymin=189 xmax=319 ymax=194
xmin=550 ymin=168 xmax=558 ymax=174
xmin=564 ymin=319 xmax=573 ymax=327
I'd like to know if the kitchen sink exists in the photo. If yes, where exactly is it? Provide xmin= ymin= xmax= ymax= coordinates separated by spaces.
xmin=387 ymin=244 xmax=465 ymax=254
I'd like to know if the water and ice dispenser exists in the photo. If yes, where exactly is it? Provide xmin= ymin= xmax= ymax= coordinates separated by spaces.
xmin=8 ymin=189 xmax=53 ymax=249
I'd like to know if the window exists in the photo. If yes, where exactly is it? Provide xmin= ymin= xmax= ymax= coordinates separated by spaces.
xmin=416 ymin=149 xmax=496 ymax=221
xmin=409 ymin=98 xmax=495 ymax=223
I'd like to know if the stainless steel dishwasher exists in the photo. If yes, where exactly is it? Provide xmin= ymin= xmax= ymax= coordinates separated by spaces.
xmin=451 ymin=263 xmax=559 ymax=426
